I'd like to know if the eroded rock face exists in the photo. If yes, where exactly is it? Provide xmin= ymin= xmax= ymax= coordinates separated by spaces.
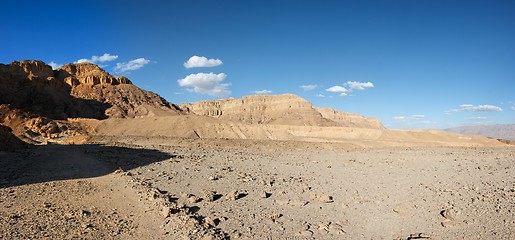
xmin=180 ymin=94 xmax=384 ymax=129
xmin=55 ymin=63 xmax=131 ymax=86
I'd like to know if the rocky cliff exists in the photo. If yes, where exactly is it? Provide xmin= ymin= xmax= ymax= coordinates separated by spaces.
xmin=0 ymin=60 xmax=181 ymax=144
xmin=180 ymin=94 xmax=384 ymax=129
xmin=56 ymin=62 xmax=181 ymax=118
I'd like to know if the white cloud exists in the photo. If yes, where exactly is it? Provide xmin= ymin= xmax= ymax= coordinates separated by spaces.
xmin=76 ymin=53 xmax=118 ymax=64
xmin=447 ymin=104 xmax=503 ymax=113
xmin=301 ymin=84 xmax=317 ymax=91
xmin=316 ymin=94 xmax=326 ymax=98
xmin=48 ymin=61 xmax=62 ymax=70
xmin=394 ymin=115 xmax=425 ymax=121
xmin=346 ymin=81 xmax=374 ymax=90
xmin=253 ymin=89 xmax=273 ymax=94
xmin=178 ymin=72 xmax=230 ymax=97
xmin=326 ymin=86 xmax=349 ymax=96
xmin=114 ymin=58 xmax=150 ymax=73
xmin=184 ymin=56 xmax=223 ymax=68
xmin=467 ymin=116 xmax=487 ymax=120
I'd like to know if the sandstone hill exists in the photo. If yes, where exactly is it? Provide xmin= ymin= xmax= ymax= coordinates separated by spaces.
xmin=179 ymin=94 xmax=384 ymax=129
xmin=0 ymin=60 xmax=181 ymax=144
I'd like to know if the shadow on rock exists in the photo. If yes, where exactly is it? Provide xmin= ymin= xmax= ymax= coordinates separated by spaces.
xmin=0 ymin=143 xmax=174 ymax=188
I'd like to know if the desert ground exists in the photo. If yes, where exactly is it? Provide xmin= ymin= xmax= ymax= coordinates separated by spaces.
xmin=1 ymin=133 xmax=513 ymax=239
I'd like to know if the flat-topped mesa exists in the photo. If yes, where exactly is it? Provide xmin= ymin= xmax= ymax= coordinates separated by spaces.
xmin=55 ymin=62 xmax=131 ymax=86
xmin=315 ymin=107 xmax=384 ymax=129
xmin=180 ymin=94 xmax=385 ymax=129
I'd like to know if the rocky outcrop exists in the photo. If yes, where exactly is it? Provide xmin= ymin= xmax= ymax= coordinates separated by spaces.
xmin=180 ymin=94 xmax=384 ymax=129
xmin=55 ymin=63 xmax=131 ymax=86
xmin=0 ymin=60 xmax=181 ymax=145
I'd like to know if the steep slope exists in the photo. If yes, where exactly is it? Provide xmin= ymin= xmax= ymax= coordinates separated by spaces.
xmin=445 ymin=124 xmax=515 ymax=140
xmin=179 ymin=94 xmax=383 ymax=129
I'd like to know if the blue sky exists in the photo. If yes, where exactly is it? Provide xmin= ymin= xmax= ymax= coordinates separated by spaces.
xmin=1 ymin=0 xmax=514 ymax=129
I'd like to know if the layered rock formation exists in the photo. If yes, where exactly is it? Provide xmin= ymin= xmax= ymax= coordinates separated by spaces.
xmin=0 ymin=60 xmax=181 ymax=144
xmin=180 ymin=94 xmax=384 ymax=129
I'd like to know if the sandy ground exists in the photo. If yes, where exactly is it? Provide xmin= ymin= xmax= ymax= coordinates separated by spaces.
xmin=1 ymin=136 xmax=514 ymax=239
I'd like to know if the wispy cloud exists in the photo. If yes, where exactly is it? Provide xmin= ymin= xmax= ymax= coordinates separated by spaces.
xmin=178 ymin=72 xmax=230 ymax=97
xmin=326 ymin=86 xmax=349 ymax=96
xmin=301 ymin=84 xmax=317 ymax=91
xmin=447 ymin=104 xmax=503 ymax=113
xmin=48 ymin=61 xmax=62 ymax=70
xmin=346 ymin=81 xmax=374 ymax=90
xmin=394 ymin=115 xmax=425 ymax=121
xmin=467 ymin=116 xmax=487 ymax=120
xmin=253 ymin=89 xmax=272 ymax=94
xmin=316 ymin=94 xmax=326 ymax=98
xmin=76 ymin=53 xmax=118 ymax=64
xmin=184 ymin=56 xmax=223 ymax=68
xmin=114 ymin=58 xmax=150 ymax=73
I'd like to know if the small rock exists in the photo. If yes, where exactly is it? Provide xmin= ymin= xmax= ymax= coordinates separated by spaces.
xmin=160 ymin=207 xmax=171 ymax=218
xmin=225 ymin=190 xmax=239 ymax=201
xmin=204 ymin=217 xmax=218 ymax=227
xmin=187 ymin=194 xmax=200 ymax=204
xmin=311 ymin=193 xmax=334 ymax=203
xmin=260 ymin=191 xmax=270 ymax=198
xmin=298 ymin=230 xmax=313 ymax=236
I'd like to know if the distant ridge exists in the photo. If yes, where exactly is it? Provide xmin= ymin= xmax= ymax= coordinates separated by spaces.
xmin=179 ymin=94 xmax=384 ymax=129
xmin=445 ymin=124 xmax=515 ymax=140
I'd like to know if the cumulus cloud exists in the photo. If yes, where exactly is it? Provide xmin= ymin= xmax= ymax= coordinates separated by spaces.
xmin=316 ymin=94 xmax=326 ymax=98
xmin=346 ymin=81 xmax=374 ymax=90
xmin=76 ymin=53 xmax=118 ymax=64
xmin=114 ymin=58 xmax=150 ymax=73
xmin=325 ymin=81 xmax=374 ymax=96
xmin=326 ymin=86 xmax=349 ymax=96
xmin=301 ymin=84 xmax=317 ymax=91
xmin=253 ymin=89 xmax=273 ymax=94
xmin=178 ymin=72 xmax=230 ymax=97
xmin=447 ymin=104 xmax=503 ymax=113
xmin=48 ymin=61 xmax=62 ymax=70
xmin=184 ymin=56 xmax=223 ymax=68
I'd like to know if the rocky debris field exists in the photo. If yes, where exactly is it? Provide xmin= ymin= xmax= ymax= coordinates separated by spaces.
xmin=2 ymin=137 xmax=512 ymax=239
